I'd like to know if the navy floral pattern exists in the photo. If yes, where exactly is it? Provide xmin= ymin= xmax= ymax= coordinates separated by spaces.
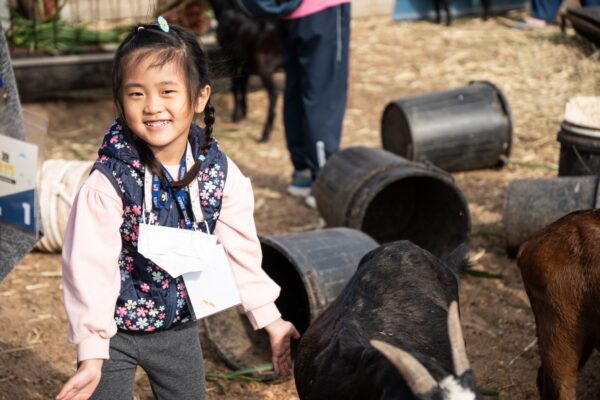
xmin=93 ymin=119 xmax=227 ymax=332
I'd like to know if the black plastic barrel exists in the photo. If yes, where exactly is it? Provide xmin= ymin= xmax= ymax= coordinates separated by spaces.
xmin=565 ymin=6 xmax=600 ymax=46
xmin=203 ymin=228 xmax=378 ymax=377
xmin=313 ymin=146 xmax=470 ymax=261
xmin=557 ymin=121 xmax=600 ymax=176
xmin=504 ymin=175 xmax=600 ymax=256
xmin=381 ymin=81 xmax=512 ymax=172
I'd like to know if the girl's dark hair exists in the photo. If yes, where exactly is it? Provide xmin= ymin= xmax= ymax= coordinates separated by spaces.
xmin=113 ymin=23 xmax=214 ymax=188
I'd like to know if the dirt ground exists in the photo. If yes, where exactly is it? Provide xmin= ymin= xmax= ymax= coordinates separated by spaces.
xmin=2 ymin=14 xmax=600 ymax=400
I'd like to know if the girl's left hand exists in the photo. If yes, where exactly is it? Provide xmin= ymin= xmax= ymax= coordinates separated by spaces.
xmin=264 ymin=318 xmax=301 ymax=377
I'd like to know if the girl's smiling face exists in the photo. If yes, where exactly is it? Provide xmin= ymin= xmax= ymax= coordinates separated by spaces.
xmin=121 ymin=51 xmax=210 ymax=165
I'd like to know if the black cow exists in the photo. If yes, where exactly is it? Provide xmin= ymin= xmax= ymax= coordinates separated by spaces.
xmin=208 ymin=0 xmax=282 ymax=142
xmin=294 ymin=241 xmax=480 ymax=400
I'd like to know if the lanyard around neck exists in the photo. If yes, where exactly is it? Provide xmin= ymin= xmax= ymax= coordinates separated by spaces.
xmin=152 ymin=151 xmax=186 ymax=210
xmin=143 ymin=144 xmax=206 ymax=230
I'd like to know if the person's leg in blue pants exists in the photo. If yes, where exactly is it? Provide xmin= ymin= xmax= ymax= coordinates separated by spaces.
xmin=581 ymin=0 xmax=600 ymax=6
xmin=531 ymin=0 xmax=562 ymax=22
xmin=280 ymin=24 xmax=308 ymax=174
xmin=280 ymin=3 xmax=351 ymax=179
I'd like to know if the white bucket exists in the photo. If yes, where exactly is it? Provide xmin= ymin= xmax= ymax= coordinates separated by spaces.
xmin=35 ymin=160 xmax=93 ymax=253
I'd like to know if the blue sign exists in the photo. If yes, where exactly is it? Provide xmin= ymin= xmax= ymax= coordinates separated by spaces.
xmin=0 ymin=189 xmax=35 ymax=233
xmin=0 ymin=134 xmax=38 ymax=234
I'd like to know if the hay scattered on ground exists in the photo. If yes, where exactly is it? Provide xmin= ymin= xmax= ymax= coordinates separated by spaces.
xmin=3 ymin=15 xmax=600 ymax=400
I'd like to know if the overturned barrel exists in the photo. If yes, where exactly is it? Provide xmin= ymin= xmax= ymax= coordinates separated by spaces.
xmin=203 ymin=228 xmax=378 ymax=377
xmin=381 ymin=81 xmax=512 ymax=172
xmin=557 ymin=122 xmax=600 ymax=176
xmin=504 ymin=175 xmax=600 ymax=256
xmin=313 ymin=147 xmax=470 ymax=261
xmin=35 ymin=159 xmax=93 ymax=252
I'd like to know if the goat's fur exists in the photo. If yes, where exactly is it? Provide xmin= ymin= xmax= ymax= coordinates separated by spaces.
xmin=294 ymin=241 xmax=480 ymax=400
xmin=518 ymin=209 xmax=600 ymax=400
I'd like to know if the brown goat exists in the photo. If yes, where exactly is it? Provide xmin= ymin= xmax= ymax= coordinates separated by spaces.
xmin=517 ymin=209 xmax=600 ymax=400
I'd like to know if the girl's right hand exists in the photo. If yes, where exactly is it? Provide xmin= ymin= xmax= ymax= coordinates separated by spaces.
xmin=56 ymin=359 xmax=103 ymax=400
xmin=264 ymin=318 xmax=301 ymax=377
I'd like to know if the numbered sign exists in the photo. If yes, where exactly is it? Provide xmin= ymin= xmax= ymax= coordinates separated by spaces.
xmin=0 ymin=134 xmax=38 ymax=234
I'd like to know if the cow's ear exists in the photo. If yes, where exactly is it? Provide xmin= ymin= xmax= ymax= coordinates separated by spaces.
xmin=447 ymin=301 xmax=470 ymax=376
xmin=371 ymin=340 xmax=437 ymax=395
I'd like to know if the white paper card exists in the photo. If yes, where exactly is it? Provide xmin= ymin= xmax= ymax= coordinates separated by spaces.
xmin=137 ymin=223 xmax=218 ymax=277
xmin=182 ymin=244 xmax=241 ymax=320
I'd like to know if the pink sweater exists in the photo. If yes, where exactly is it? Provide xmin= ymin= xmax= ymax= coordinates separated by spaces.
xmin=62 ymin=157 xmax=281 ymax=361
xmin=287 ymin=0 xmax=351 ymax=19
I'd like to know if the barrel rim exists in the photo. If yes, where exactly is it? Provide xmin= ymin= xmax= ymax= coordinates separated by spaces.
xmin=469 ymin=80 xmax=513 ymax=159
xmin=258 ymin=227 xmax=378 ymax=321
xmin=202 ymin=314 xmax=280 ymax=379
xmin=346 ymin=164 xmax=472 ymax=244
xmin=502 ymin=179 xmax=523 ymax=258
xmin=258 ymin=233 xmax=320 ymax=322
xmin=381 ymin=101 xmax=415 ymax=159
xmin=559 ymin=120 xmax=600 ymax=140
xmin=314 ymin=147 xmax=418 ymax=227
xmin=341 ymin=148 xmax=423 ymax=228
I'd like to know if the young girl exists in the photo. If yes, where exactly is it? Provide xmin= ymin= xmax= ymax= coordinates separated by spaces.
xmin=57 ymin=18 xmax=299 ymax=400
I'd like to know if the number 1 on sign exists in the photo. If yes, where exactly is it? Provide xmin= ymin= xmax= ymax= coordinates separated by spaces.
xmin=22 ymin=202 xmax=31 ymax=225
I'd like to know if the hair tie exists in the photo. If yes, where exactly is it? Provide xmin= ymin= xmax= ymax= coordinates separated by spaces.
xmin=136 ymin=26 xmax=145 ymax=33
xmin=157 ymin=16 xmax=170 ymax=32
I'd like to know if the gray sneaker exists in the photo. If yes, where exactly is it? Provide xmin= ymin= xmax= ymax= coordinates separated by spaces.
xmin=287 ymin=169 xmax=312 ymax=198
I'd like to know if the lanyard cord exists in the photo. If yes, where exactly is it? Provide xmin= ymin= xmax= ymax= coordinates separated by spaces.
xmin=152 ymin=152 xmax=196 ymax=229
xmin=144 ymin=144 xmax=207 ymax=231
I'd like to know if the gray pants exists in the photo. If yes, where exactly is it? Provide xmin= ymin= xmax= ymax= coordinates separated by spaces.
xmin=91 ymin=321 xmax=205 ymax=400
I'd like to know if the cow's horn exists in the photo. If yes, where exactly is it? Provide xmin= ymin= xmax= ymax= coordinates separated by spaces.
xmin=371 ymin=339 xmax=437 ymax=395
xmin=448 ymin=301 xmax=470 ymax=375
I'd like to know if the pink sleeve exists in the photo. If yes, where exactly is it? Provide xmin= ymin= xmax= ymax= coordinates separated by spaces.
xmin=214 ymin=157 xmax=282 ymax=330
xmin=62 ymin=170 xmax=123 ymax=361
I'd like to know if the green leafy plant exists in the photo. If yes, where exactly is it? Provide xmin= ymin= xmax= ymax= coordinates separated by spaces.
xmin=7 ymin=12 xmax=127 ymax=55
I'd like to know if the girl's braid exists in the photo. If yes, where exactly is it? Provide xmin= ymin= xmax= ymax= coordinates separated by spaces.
xmin=201 ymin=100 xmax=215 ymax=155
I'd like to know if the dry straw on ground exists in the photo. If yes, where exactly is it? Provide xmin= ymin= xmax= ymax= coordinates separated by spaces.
xmin=1 ymin=14 xmax=600 ymax=400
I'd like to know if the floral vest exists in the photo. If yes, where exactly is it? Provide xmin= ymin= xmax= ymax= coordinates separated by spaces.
xmin=93 ymin=120 xmax=227 ymax=332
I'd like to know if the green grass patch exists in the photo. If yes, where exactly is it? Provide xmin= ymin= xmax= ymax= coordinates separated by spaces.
xmin=465 ymin=269 xmax=503 ymax=280
xmin=480 ymin=389 xmax=500 ymax=398
xmin=205 ymin=363 xmax=273 ymax=383
xmin=472 ymin=226 xmax=504 ymax=238
xmin=508 ymin=160 xmax=557 ymax=173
